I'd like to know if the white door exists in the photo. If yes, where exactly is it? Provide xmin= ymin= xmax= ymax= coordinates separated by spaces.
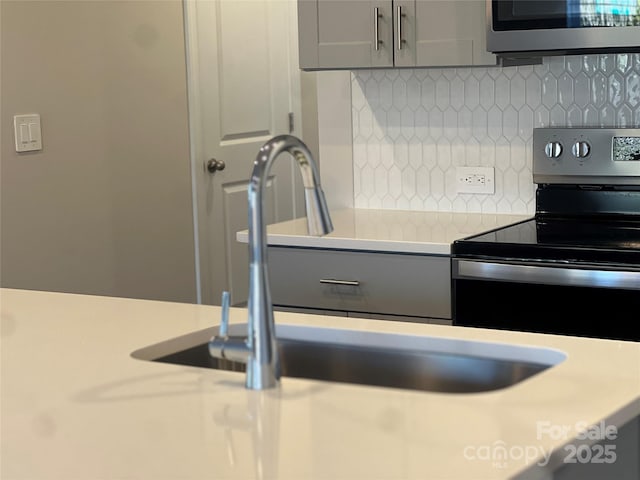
xmin=185 ymin=0 xmax=305 ymax=306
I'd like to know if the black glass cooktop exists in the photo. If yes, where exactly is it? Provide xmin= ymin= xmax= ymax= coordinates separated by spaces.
xmin=454 ymin=184 xmax=640 ymax=265
xmin=453 ymin=216 xmax=640 ymax=266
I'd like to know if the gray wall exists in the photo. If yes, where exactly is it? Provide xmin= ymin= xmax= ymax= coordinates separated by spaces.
xmin=1 ymin=0 xmax=197 ymax=303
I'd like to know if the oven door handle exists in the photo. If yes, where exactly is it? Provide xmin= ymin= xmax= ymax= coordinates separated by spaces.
xmin=454 ymin=260 xmax=640 ymax=291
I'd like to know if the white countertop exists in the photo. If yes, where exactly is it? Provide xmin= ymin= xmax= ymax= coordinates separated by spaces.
xmin=236 ymin=208 xmax=531 ymax=254
xmin=2 ymin=288 xmax=638 ymax=480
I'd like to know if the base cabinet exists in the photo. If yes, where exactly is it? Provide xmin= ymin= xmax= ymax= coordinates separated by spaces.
xmin=268 ymin=246 xmax=452 ymax=322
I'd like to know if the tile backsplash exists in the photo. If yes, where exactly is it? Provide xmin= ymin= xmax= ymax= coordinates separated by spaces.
xmin=351 ymin=54 xmax=640 ymax=214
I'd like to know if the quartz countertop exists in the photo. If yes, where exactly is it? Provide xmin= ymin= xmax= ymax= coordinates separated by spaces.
xmin=1 ymin=288 xmax=638 ymax=480
xmin=236 ymin=208 xmax=531 ymax=254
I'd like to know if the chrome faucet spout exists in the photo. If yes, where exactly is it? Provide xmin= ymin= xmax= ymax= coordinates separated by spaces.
xmin=209 ymin=135 xmax=333 ymax=390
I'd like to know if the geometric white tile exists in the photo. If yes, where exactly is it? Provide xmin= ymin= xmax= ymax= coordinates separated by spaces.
xmin=352 ymin=53 xmax=640 ymax=214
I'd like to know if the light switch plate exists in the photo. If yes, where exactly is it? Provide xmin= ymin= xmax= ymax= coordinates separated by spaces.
xmin=456 ymin=166 xmax=495 ymax=194
xmin=14 ymin=114 xmax=42 ymax=153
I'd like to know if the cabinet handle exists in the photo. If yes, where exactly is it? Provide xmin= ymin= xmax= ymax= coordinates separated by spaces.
xmin=374 ymin=7 xmax=382 ymax=51
xmin=396 ymin=5 xmax=405 ymax=51
xmin=320 ymin=279 xmax=361 ymax=287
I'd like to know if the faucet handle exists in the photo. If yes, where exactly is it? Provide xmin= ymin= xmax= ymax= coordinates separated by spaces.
xmin=219 ymin=291 xmax=230 ymax=337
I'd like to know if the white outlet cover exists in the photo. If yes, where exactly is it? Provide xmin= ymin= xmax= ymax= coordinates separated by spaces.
xmin=456 ymin=166 xmax=495 ymax=194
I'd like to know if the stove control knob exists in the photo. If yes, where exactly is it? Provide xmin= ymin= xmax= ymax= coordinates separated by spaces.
xmin=571 ymin=141 xmax=590 ymax=159
xmin=544 ymin=141 xmax=563 ymax=158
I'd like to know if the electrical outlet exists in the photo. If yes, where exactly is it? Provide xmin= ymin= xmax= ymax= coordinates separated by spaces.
xmin=456 ymin=167 xmax=495 ymax=194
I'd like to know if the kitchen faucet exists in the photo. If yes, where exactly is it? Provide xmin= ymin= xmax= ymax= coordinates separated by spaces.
xmin=208 ymin=135 xmax=333 ymax=390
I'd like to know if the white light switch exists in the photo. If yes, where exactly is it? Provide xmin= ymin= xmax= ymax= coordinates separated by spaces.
xmin=14 ymin=114 xmax=43 ymax=153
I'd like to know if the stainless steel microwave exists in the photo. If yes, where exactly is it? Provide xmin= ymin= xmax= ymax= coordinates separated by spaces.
xmin=487 ymin=0 xmax=640 ymax=59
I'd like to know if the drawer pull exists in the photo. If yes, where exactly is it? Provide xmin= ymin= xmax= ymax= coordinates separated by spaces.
xmin=319 ymin=279 xmax=360 ymax=287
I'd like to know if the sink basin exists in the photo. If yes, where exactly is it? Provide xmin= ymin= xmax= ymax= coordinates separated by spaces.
xmin=132 ymin=324 xmax=566 ymax=393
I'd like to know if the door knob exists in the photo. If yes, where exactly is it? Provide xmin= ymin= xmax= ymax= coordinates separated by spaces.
xmin=206 ymin=158 xmax=226 ymax=173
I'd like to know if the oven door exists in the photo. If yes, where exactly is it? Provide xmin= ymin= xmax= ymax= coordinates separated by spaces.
xmin=452 ymin=259 xmax=640 ymax=341
xmin=487 ymin=0 xmax=640 ymax=55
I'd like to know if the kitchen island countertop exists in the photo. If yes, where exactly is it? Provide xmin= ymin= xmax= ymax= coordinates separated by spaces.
xmin=236 ymin=208 xmax=531 ymax=254
xmin=1 ymin=288 xmax=638 ymax=480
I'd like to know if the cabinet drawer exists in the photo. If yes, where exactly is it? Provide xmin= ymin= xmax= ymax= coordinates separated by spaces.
xmin=268 ymin=247 xmax=451 ymax=319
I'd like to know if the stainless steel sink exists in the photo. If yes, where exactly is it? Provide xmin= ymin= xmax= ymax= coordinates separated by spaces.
xmin=132 ymin=324 xmax=566 ymax=394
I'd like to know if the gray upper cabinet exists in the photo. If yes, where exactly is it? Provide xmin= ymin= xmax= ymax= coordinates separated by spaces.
xmin=298 ymin=1 xmax=394 ymax=69
xmin=412 ymin=0 xmax=497 ymax=67
xmin=298 ymin=0 xmax=497 ymax=70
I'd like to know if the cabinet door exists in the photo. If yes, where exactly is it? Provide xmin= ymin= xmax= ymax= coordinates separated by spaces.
xmin=298 ymin=0 xmax=393 ymax=69
xmin=412 ymin=0 xmax=496 ymax=67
